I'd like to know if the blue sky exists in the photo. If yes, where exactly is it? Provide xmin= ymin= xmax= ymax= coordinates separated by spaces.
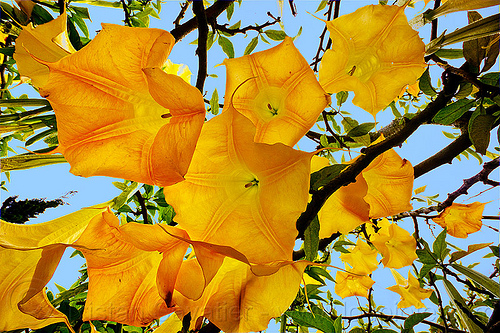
xmin=2 ymin=0 xmax=498 ymax=330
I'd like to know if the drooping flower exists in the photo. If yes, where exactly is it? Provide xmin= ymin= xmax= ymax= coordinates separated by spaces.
xmin=362 ymin=148 xmax=414 ymax=219
xmin=14 ymin=11 xmax=75 ymax=86
xmin=340 ymin=238 xmax=379 ymax=275
xmin=313 ymin=146 xmax=414 ymax=238
xmin=163 ymin=107 xmax=313 ymax=263
xmin=370 ymin=219 xmax=417 ymax=268
xmin=223 ymin=37 xmax=330 ymax=146
xmin=318 ymin=5 xmax=426 ymax=116
xmin=35 ymin=24 xmax=205 ymax=186
xmin=173 ymin=257 xmax=309 ymax=332
xmin=334 ymin=269 xmax=375 ymax=299
xmin=387 ymin=269 xmax=432 ymax=309
xmin=0 ymin=204 xmax=109 ymax=331
xmin=432 ymin=202 xmax=486 ymax=238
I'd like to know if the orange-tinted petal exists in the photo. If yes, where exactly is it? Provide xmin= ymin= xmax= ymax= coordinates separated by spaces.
xmin=432 ymin=202 xmax=485 ymax=238
xmin=362 ymin=149 xmax=414 ymax=219
xmin=0 ymin=204 xmax=109 ymax=331
xmin=74 ymin=212 xmax=172 ymax=325
xmin=14 ymin=12 xmax=75 ymax=86
xmin=371 ymin=220 xmax=417 ymax=268
xmin=319 ymin=5 xmax=426 ymax=116
xmin=163 ymin=108 xmax=313 ymax=263
xmin=39 ymin=24 xmax=204 ymax=186
xmin=174 ymin=257 xmax=309 ymax=332
xmin=224 ymin=37 xmax=330 ymax=146
xmin=387 ymin=269 xmax=432 ymax=309
xmin=340 ymin=239 xmax=379 ymax=275
xmin=334 ymin=270 xmax=375 ymax=298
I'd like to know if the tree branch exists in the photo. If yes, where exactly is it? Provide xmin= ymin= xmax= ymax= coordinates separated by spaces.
xmin=134 ymin=190 xmax=149 ymax=224
xmin=120 ymin=0 xmax=132 ymax=27
xmin=193 ymin=0 xmax=208 ymax=93
xmin=342 ymin=312 xmax=466 ymax=333
xmin=296 ymin=70 xmax=461 ymax=238
xmin=170 ymin=1 xmax=235 ymax=41
xmin=173 ymin=1 xmax=190 ymax=27
xmin=214 ymin=14 xmax=280 ymax=36
xmin=311 ymin=0 xmax=336 ymax=71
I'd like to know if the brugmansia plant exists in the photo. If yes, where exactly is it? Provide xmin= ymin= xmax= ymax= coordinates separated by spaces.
xmin=0 ymin=0 xmax=499 ymax=332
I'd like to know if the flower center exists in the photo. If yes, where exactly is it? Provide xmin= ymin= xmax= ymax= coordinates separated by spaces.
xmin=254 ymin=86 xmax=286 ymax=121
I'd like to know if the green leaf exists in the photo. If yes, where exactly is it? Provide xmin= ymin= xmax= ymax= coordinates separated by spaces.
xmin=336 ymin=91 xmax=349 ymax=106
xmin=285 ymin=311 xmax=336 ymax=332
xmin=0 ymin=99 xmax=50 ymax=107
xmin=433 ymin=99 xmax=475 ymax=125
xmin=316 ymin=0 xmax=328 ymax=12
xmin=304 ymin=216 xmax=320 ymax=261
xmin=347 ymin=122 xmax=376 ymax=137
xmin=455 ymin=83 xmax=474 ymax=100
xmin=333 ymin=315 xmax=342 ymax=332
xmin=71 ymin=5 xmax=91 ymax=19
xmin=451 ymin=263 xmax=500 ymax=298
xmin=419 ymin=67 xmax=437 ymax=97
xmin=443 ymin=278 xmax=483 ymax=333
xmin=0 ymin=154 xmax=66 ymax=171
xmin=308 ymin=266 xmax=335 ymax=282
xmin=416 ymin=248 xmax=437 ymax=265
xmin=207 ymin=31 xmax=215 ymax=50
xmin=449 ymin=242 xmax=493 ymax=263
xmin=434 ymin=48 xmax=464 ymax=59
xmin=244 ymin=36 xmax=259 ymax=55
xmin=479 ymin=72 xmax=499 ymax=87
xmin=111 ymin=182 xmax=139 ymax=210
xmin=419 ymin=263 xmax=437 ymax=279
xmin=218 ymin=35 xmax=234 ymax=58
xmin=389 ymin=101 xmax=402 ymax=118
xmin=0 ymin=47 xmax=15 ymax=57
xmin=468 ymin=106 xmax=495 ymax=155
xmin=70 ymin=12 xmax=89 ymax=38
xmin=31 ymin=4 xmax=54 ymax=25
xmin=209 ymin=88 xmax=219 ymax=115
xmin=432 ymin=228 xmax=447 ymax=261
xmin=226 ymin=2 xmax=234 ymax=21
xmin=402 ymin=312 xmax=431 ymax=333
xmin=310 ymin=164 xmax=348 ymax=191
xmin=25 ymin=128 xmax=57 ymax=147
xmin=264 ymin=29 xmax=287 ymax=41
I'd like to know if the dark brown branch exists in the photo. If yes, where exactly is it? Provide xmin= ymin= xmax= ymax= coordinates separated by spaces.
xmin=174 ymin=1 xmax=190 ymax=27
xmin=120 ymin=0 xmax=132 ymax=27
xmin=193 ymin=0 xmax=208 ymax=93
xmin=57 ymin=0 xmax=65 ymax=14
xmin=288 ymin=0 xmax=297 ymax=17
xmin=414 ymin=130 xmax=472 ymax=178
xmin=134 ymin=191 xmax=149 ymax=224
xmin=429 ymin=271 xmax=450 ymax=332
xmin=440 ymin=156 xmax=500 ymax=208
xmin=311 ymin=1 xmax=336 ymax=71
xmin=214 ymin=14 xmax=280 ymax=36
xmin=198 ymin=322 xmax=220 ymax=333
xmin=342 ymin=313 xmax=466 ymax=333
xmin=171 ymin=1 xmax=235 ymax=41
xmin=431 ymin=0 xmax=441 ymax=41
xmin=296 ymin=70 xmax=461 ymax=238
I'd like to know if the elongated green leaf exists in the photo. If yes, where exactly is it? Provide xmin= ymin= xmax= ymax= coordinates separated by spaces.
xmin=434 ymin=48 xmax=463 ymax=59
xmin=433 ymin=99 xmax=475 ymax=125
xmin=1 ymin=153 xmax=66 ymax=171
xmin=210 ymin=88 xmax=219 ymax=115
xmin=419 ymin=68 xmax=437 ymax=97
xmin=443 ymin=279 xmax=484 ymax=333
xmin=304 ymin=216 xmax=320 ymax=261
xmin=111 ymin=181 xmax=139 ymax=210
xmin=402 ymin=312 xmax=431 ymax=333
xmin=0 ymin=99 xmax=50 ymax=107
xmin=310 ymin=164 xmax=348 ymax=191
xmin=433 ymin=228 xmax=448 ymax=261
xmin=347 ymin=122 xmax=376 ymax=137
xmin=218 ymin=35 xmax=234 ymax=58
xmin=244 ymin=36 xmax=258 ymax=55
xmin=450 ymin=242 xmax=493 ymax=262
xmin=451 ymin=263 xmax=500 ymax=298
xmin=410 ymin=0 xmax=500 ymax=28
xmin=425 ymin=13 xmax=500 ymax=55
xmin=285 ymin=311 xmax=336 ymax=332
xmin=468 ymin=107 xmax=495 ymax=155
xmin=25 ymin=128 xmax=57 ymax=147
xmin=264 ymin=29 xmax=287 ymax=41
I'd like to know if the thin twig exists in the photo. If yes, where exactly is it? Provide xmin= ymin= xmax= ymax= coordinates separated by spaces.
xmin=311 ymin=0 xmax=336 ymax=71
xmin=431 ymin=0 xmax=441 ymax=41
xmin=173 ymin=1 xmax=190 ymax=27
xmin=171 ymin=1 xmax=235 ymax=41
xmin=288 ymin=0 xmax=297 ymax=16
xmin=214 ymin=14 xmax=280 ymax=36
xmin=343 ymin=313 xmax=466 ymax=333
xmin=134 ymin=191 xmax=149 ymax=224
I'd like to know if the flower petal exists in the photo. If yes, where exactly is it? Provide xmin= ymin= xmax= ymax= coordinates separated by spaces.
xmin=319 ymin=5 xmax=426 ymax=116
xmin=224 ymin=37 xmax=330 ymax=146
xmin=432 ymin=202 xmax=485 ymax=238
